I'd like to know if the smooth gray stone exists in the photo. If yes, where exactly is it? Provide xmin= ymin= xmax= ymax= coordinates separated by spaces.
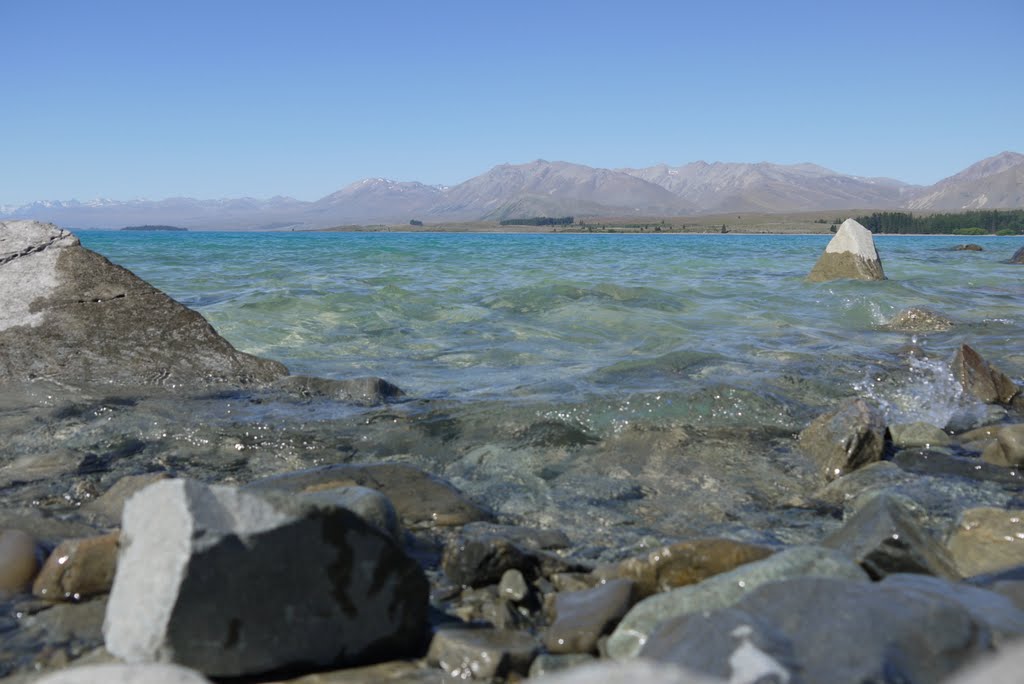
xmin=888 ymin=421 xmax=951 ymax=448
xmin=641 ymin=576 xmax=1008 ymax=684
xmin=427 ymin=626 xmax=537 ymax=679
xmin=0 ymin=220 xmax=286 ymax=389
xmin=103 ymin=479 xmax=428 ymax=677
xmin=527 ymin=653 xmax=596 ymax=679
xmin=528 ymin=659 xmax=725 ymax=684
xmin=298 ymin=485 xmax=401 ymax=541
xmin=605 ymin=545 xmax=868 ymax=660
xmin=822 ymin=493 xmax=961 ymax=580
xmin=275 ymin=375 xmax=404 ymax=406
xmin=543 ymin=579 xmax=636 ymax=654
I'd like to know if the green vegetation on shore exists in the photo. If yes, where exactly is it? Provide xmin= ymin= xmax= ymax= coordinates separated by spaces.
xmin=498 ymin=216 xmax=575 ymax=226
xmin=854 ymin=210 xmax=1024 ymax=235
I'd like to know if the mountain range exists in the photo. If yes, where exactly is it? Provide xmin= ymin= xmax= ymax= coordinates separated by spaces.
xmin=3 ymin=151 xmax=1022 ymax=230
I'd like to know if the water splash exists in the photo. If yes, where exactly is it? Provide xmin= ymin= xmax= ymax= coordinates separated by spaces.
xmin=854 ymin=356 xmax=973 ymax=429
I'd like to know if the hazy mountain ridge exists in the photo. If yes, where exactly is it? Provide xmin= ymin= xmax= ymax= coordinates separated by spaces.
xmin=4 ymin=152 xmax=1022 ymax=229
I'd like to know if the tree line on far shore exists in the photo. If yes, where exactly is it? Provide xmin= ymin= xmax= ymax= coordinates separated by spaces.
xmin=852 ymin=210 xmax=1024 ymax=235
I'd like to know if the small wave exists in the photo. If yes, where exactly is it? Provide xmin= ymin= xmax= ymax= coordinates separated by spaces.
xmin=853 ymin=356 xmax=972 ymax=429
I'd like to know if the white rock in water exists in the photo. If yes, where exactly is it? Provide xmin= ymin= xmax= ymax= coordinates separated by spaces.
xmin=807 ymin=218 xmax=886 ymax=282
xmin=103 ymin=479 xmax=428 ymax=677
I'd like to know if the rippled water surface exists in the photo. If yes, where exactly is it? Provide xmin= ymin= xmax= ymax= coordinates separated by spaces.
xmin=5 ymin=231 xmax=1023 ymax=557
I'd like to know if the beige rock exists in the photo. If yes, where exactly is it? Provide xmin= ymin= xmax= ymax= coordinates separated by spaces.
xmin=947 ymin=508 xmax=1024 ymax=576
xmin=593 ymin=538 xmax=774 ymax=598
xmin=980 ymin=425 xmax=1024 ymax=467
xmin=807 ymin=219 xmax=885 ymax=282
xmin=33 ymin=531 xmax=120 ymax=601
xmin=0 ymin=528 xmax=39 ymax=595
xmin=888 ymin=422 xmax=951 ymax=449
xmin=544 ymin=579 xmax=636 ymax=654
xmin=83 ymin=472 xmax=170 ymax=526
xmin=799 ymin=398 xmax=887 ymax=481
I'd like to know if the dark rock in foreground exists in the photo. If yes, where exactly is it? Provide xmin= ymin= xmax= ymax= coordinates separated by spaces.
xmin=1010 ymin=245 xmax=1024 ymax=264
xmin=0 ymin=220 xmax=287 ymax=388
xmin=103 ymin=479 xmax=429 ymax=677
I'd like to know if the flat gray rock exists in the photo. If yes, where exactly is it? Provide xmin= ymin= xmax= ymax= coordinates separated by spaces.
xmin=641 ymin=576 xmax=1019 ymax=684
xmin=103 ymin=479 xmax=428 ymax=677
xmin=0 ymin=220 xmax=286 ymax=389
xmin=807 ymin=218 xmax=885 ymax=282
xmin=798 ymin=397 xmax=887 ymax=481
xmin=605 ymin=545 xmax=867 ymax=660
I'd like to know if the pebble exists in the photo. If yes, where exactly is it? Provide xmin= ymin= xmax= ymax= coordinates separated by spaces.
xmin=0 ymin=529 xmax=39 ymax=596
xmin=499 ymin=568 xmax=529 ymax=602
xmin=888 ymin=422 xmax=951 ymax=448
xmin=427 ymin=626 xmax=537 ymax=679
xmin=981 ymin=424 xmax=1024 ymax=467
xmin=33 ymin=532 xmax=120 ymax=601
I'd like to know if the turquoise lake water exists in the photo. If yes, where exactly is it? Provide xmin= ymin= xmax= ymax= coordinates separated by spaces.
xmin=38 ymin=230 xmax=1022 ymax=552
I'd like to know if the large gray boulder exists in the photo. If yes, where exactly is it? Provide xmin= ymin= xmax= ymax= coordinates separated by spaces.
xmin=807 ymin=218 xmax=886 ymax=282
xmin=0 ymin=220 xmax=286 ymax=388
xmin=103 ymin=479 xmax=429 ymax=677
xmin=640 ymin=576 xmax=1021 ymax=684
xmin=605 ymin=546 xmax=868 ymax=660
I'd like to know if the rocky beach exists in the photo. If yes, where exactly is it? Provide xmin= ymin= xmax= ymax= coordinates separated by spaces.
xmin=2 ymin=219 xmax=1024 ymax=683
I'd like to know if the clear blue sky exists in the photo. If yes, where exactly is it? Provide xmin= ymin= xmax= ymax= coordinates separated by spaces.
xmin=2 ymin=0 xmax=1021 ymax=205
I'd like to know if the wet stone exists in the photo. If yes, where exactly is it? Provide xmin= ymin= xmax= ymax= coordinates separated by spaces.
xmin=298 ymin=486 xmax=401 ymax=541
xmin=245 ymin=462 xmax=492 ymax=528
xmin=891 ymin=448 xmax=1024 ymax=487
xmin=103 ymin=479 xmax=429 ymax=677
xmin=275 ymin=375 xmax=405 ymax=407
xmin=605 ymin=545 xmax=868 ymax=660
xmin=981 ymin=424 xmax=1024 ymax=467
xmin=798 ymin=397 xmax=887 ymax=481
xmin=592 ymin=538 xmax=774 ymax=598
xmin=1010 ymin=245 xmax=1024 ymax=264
xmin=264 ymin=659 xmax=445 ymax=683
xmin=639 ymin=576 xmax=1014 ymax=684
xmin=426 ymin=626 xmax=537 ymax=680
xmin=543 ymin=578 xmax=636 ymax=654
xmin=888 ymin=421 xmax=951 ymax=448
xmin=822 ymin=493 xmax=961 ymax=580
xmin=498 ymin=569 xmax=529 ymax=603
xmin=0 ymin=529 xmax=39 ymax=596
xmin=953 ymin=244 xmax=984 ymax=251
xmin=528 ymin=659 xmax=726 ymax=684
xmin=442 ymin=526 xmax=588 ymax=589
xmin=884 ymin=307 xmax=955 ymax=333
xmin=33 ymin=531 xmax=120 ymax=602
xmin=527 ymin=653 xmax=596 ymax=679
xmin=947 ymin=507 xmax=1024 ymax=577
xmin=951 ymin=343 xmax=1020 ymax=405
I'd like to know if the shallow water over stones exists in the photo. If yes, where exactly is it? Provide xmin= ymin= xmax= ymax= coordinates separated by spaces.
xmin=2 ymin=230 xmax=1024 ymax=680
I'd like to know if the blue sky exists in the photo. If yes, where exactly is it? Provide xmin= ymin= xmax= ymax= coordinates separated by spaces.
xmin=2 ymin=0 xmax=1021 ymax=205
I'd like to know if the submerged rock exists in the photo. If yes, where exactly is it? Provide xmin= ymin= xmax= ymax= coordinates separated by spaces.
xmin=888 ymin=421 xmax=951 ymax=448
xmin=246 ymin=462 xmax=492 ymax=528
xmin=884 ymin=307 xmax=955 ymax=332
xmin=1010 ymin=245 xmax=1024 ymax=264
xmin=806 ymin=218 xmax=885 ymax=282
xmin=951 ymin=343 xmax=1019 ymax=405
xmin=0 ymin=221 xmax=287 ymax=388
xmin=605 ymin=546 xmax=868 ymax=660
xmin=798 ymin=397 xmax=887 ymax=481
xmin=639 ymin=575 xmax=1018 ymax=684
xmin=275 ymin=375 xmax=405 ymax=406
xmin=442 ymin=524 xmax=587 ymax=588
xmin=822 ymin=493 xmax=960 ymax=580
xmin=947 ymin=507 xmax=1024 ymax=577
xmin=954 ymin=244 xmax=984 ymax=251
xmin=103 ymin=479 xmax=429 ymax=677
xmin=592 ymin=538 xmax=774 ymax=598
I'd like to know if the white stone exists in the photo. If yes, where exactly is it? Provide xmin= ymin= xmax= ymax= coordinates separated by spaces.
xmin=824 ymin=219 xmax=879 ymax=259
xmin=35 ymin=663 xmax=212 ymax=684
